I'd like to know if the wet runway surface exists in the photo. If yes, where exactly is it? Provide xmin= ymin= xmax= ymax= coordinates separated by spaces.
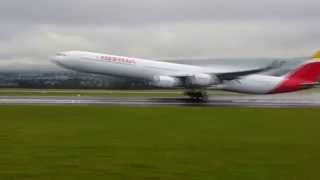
xmin=1 ymin=93 xmax=320 ymax=108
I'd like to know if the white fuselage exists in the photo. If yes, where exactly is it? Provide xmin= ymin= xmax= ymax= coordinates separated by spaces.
xmin=221 ymin=75 xmax=284 ymax=94
xmin=53 ymin=51 xmax=206 ymax=80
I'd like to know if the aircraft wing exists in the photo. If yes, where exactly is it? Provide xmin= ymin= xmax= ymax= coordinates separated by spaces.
xmin=172 ymin=60 xmax=285 ymax=81
xmin=214 ymin=60 xmax=285 ymax=81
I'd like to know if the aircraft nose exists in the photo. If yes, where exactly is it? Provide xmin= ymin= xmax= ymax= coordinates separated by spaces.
xmin=50 ymin=56 xmax=61 ymax=64
xmin=50 ymin=52 xmax=67 ymax=65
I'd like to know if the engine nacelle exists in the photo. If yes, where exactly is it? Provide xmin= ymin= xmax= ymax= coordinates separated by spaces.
xmin=151 ymin=76 xmax=181 ymax=88
xmin=185 ymin=74 xmax=218 ymax=88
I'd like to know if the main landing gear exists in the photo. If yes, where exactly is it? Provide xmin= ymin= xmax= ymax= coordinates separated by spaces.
xmin=184 ymin=90 xmax=209 ymax=102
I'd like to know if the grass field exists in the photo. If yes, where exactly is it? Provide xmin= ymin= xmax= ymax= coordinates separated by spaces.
xmin=1 ymin=106 xmax=320 ymax=180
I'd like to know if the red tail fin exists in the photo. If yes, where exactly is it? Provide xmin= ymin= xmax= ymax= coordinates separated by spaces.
xmin=285 ymin=60 xmax=320 ymax=82
xmin=271 ymin=51 xmax=320 ymax=94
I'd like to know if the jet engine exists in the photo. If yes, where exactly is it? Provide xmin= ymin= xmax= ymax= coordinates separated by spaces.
xmin=151 ymin=76 xmax=181 ymax=88
xmin=185 ymin=74 xmax=219 ymax=88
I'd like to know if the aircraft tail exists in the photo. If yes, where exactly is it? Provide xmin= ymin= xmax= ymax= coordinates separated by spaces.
xmin=284 ymin=50 xmax=320 ymax=82
xmin=313 ymin=50 xmax=320 ymax=59
xmin=270 ymin=51 xmax=320 ymax=93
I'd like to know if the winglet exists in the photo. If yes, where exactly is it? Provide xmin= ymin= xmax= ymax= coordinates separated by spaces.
xmin=312 ymin=50 xmax=320 ymax=59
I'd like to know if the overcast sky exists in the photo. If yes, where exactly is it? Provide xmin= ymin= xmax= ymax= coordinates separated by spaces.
xmin=0 ymin=0 xmax=319 ymax=67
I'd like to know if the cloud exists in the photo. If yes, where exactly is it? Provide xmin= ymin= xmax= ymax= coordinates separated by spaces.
xmin=1 ymin=0 xmax=320 ymax=25
xmin=0 ymin=0 xmax=319 ymax=69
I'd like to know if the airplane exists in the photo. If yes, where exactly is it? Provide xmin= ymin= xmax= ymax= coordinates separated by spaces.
xmin=51 ymin=50 xmax=320 ymax=101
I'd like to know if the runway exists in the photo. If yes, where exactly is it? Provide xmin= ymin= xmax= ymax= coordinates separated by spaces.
xmin=1 ymin=93 xmax=320 ymax=107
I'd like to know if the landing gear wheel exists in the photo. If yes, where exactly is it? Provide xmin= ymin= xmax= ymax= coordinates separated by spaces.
xmin=184 ymin=90 xmax=209 ymax=102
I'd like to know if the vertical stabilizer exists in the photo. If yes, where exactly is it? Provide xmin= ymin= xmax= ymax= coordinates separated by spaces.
xmin=271 ymin=50 xmax=320 ymax=93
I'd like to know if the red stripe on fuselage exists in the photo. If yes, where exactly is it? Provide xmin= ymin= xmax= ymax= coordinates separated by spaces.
xmin=271 ymin=61 xmax=320 ymax=93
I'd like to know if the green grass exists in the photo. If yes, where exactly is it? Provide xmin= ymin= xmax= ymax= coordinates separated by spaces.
xmin=1 ymin=106 xmax=320 ymax=180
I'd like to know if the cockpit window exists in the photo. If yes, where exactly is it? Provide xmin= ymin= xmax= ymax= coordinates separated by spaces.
xmin=56 ymin=53 xmax=67 ymax=56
